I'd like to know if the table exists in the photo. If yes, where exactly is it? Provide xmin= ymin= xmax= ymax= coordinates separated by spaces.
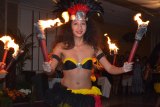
xmin=97 ymin=76 xmax=111 ymax=98
xmin=48 ymin=78 xmax=61 ymax=89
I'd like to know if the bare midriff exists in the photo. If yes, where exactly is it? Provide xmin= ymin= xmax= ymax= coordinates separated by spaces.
xmin=61 ymin=68 xmax=92 ymax=89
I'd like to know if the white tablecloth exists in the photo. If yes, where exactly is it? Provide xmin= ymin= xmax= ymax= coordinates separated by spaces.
xmin=97 ymin=77 xmax=111 ymax=98
xmin=48 ymin=78 xmax=61 ymax=89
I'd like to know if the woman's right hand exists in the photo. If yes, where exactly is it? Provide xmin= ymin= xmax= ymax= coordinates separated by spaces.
xmin=0 ymin=62 xmax=6 ymax=70
xmin=42 ymin=61 xmax=52 ymax=72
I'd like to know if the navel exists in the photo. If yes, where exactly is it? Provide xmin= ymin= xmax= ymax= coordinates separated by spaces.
xmin=76 ymin=82 xmax=80 ymax=85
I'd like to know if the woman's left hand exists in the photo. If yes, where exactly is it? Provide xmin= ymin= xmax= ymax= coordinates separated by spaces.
xmin=0 ymin=62 xmax=7 ymax=79
xmin=42 ymin=61 xmax=52 ymax=72
xmin=123 ymin=62 xmax=134 ymax=73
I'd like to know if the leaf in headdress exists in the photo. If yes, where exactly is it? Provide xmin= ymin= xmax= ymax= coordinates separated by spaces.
xmin=53 ymin=0 xmax=104 ymax=16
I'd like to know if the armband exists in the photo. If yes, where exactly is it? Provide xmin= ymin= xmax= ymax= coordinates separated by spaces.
xmin=96 ymin=53 xmax=105 ymax=61
xmin=51 ymin=54 xmax=61 ymax=62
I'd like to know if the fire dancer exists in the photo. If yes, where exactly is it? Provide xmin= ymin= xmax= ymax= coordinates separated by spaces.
xmin=39 ymin=0 xmax=133 ymax=107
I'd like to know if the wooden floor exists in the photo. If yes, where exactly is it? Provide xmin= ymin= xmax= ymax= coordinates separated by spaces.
xmin=12 ymin=93 xmax=159 ymax=107
xmin=103 ymin=93 xmax=159 ymax=107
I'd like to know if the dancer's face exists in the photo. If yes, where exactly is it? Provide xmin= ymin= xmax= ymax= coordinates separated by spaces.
xmin=71 ymin=19 xmax=87 ymax=38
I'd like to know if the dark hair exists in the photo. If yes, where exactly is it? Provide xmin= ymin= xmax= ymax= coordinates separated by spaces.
xmin=53 ymin=18 xmax=101 ymax=51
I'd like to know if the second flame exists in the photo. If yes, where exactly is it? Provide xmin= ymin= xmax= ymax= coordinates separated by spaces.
xmin=0 ymin=36 xmax=19 ymax=58
xmin=104 ymin=34 xmax=119 ymax=54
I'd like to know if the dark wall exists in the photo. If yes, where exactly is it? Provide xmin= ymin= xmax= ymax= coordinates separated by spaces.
xmin=7 ymin=2 xmax=18 ymax=35
xmin=0 ymin=0 xmax=6 ymax=35
xmin=0 ymin=1 xmax=18 ymax=35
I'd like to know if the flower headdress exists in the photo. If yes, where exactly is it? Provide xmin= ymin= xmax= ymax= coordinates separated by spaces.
xmin=52 ymin=0 xmax=104 ymax=21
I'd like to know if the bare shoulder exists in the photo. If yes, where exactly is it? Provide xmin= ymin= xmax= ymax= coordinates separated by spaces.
xmin=54 ymin=42 xmax=64 ymax=49
xmin=52 ymin=42 xmax=64 ymax=55
xmin=95 ymin=47 xmax=103 ymax=56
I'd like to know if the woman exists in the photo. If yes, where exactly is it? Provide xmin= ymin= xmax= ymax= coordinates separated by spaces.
xmin=40 ymin=0 xmax=133 ymax=107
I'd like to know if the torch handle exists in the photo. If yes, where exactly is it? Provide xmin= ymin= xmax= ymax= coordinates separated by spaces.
xmin=2 ymin=50 xmax=8 ymax=63
xmin=39 ymin=39 xmax=49 ymax=62
xmin=128 ymin=40 xmax=139 ymax=62
xmin=5 ymin=50 xmax=24 ymax=71
xmin=113 ymin=54 xmax=117 ymax=65
xmin=34 ymin=23 xmax=49 ymax=62
xmin=5 ymin=58 xmax=15 ymax=71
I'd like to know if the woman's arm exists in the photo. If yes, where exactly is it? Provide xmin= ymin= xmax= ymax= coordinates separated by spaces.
xmin=43 ymin=43 xmax=62 ymax=75
xmin=96 ymin=49 xmax=133 ymax=75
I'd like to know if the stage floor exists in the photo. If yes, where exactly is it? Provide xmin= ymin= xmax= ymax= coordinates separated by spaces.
xmin=103 ymin=93 xmax=158 ymax=107
xmin=12 ymin=93 xmax=158 ymax=107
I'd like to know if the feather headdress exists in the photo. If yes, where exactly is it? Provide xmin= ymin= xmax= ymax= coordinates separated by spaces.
xmin=52 ymin=0 xmax=104 ymax=20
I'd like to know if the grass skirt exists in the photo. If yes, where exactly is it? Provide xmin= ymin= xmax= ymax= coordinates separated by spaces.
xmin=45 ymin=83 xmax=98 ymax=107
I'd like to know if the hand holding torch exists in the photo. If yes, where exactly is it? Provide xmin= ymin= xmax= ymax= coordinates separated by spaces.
xmin=0 ymin=36 xmax=19 ymax=78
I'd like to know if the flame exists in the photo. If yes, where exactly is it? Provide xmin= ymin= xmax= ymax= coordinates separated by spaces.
xmin=104 ymin=34 xmax=119 ymax=54
xmin=39 ymin=11 xmax=69 ymax=30
xmin=52 ymin=0 xmax=57 ymax=3
xmin=0 ymin=36 xmax=19 ymax=57
xmin=134 ymin=13 xmax=149 ymax=25
xmin=104 ymin=33 xmax=108 ymax=36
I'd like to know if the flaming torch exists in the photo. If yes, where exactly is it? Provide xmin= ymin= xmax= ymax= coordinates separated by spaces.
xmin=5 ymin=34 xmax=34 ymax=71
xmin=105 ymin=34 xmax=119 ymax=65
xmin=0 ymin=36 xmax=19 ymax=78
xmin=0 ymin=36 xmax=19 ymax=63
xmin=34 ymin=11 xmax=69 ymax=62
xmin=128 ymin=13 xmax=149 ymax=62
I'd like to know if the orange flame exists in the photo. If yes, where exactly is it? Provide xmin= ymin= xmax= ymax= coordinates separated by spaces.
xmin=134 ymin=13 xmax=149 ymax=25
xmin=39 ymin=11 xmax=69 ymax=30
xmin=0 ymin=36 xmax=19 ymax=57
xmin=104 ymin=34 xmax=119 ymax=54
